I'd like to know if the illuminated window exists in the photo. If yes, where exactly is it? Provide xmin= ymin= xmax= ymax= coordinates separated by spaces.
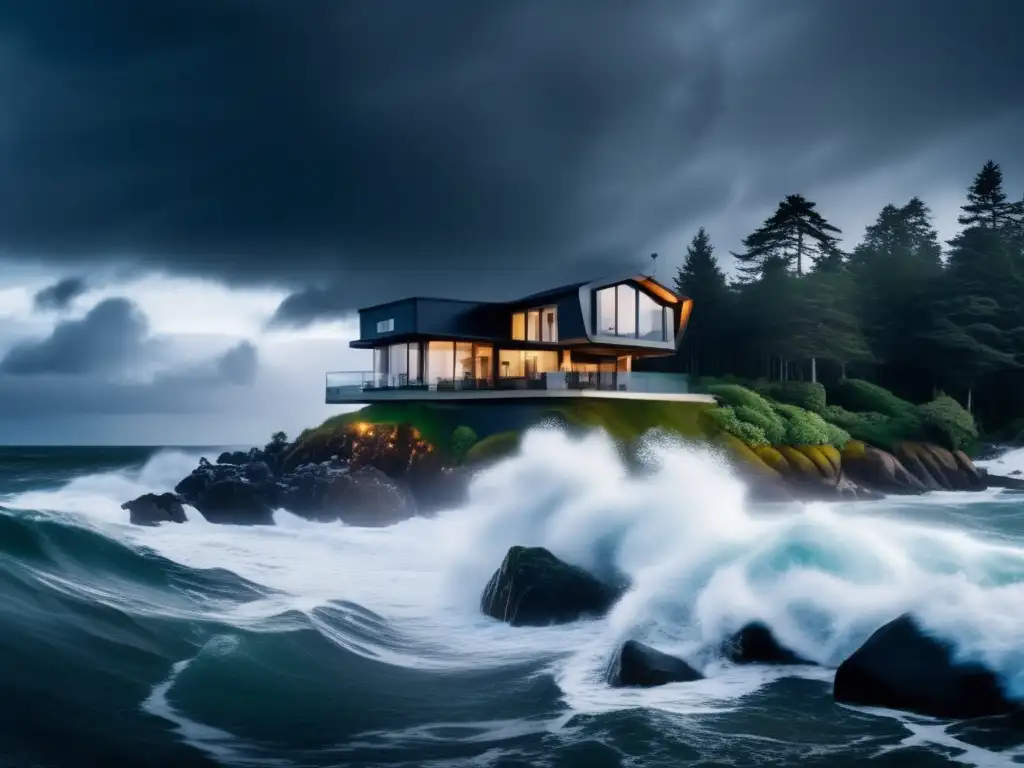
xmin=541 ymin=307 xmax=557 ymax=341
xmin=455 ymin=342 xmax=474 ymax=380
xmin=526 ymin=310 xmax=540 ymax=341
xmin=511 ymin=312 xmax=526 ymax=340
xmin=426 ymin=341 xmax=455 ymax=384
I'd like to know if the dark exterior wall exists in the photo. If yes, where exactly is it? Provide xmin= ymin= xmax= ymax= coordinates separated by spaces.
xmin=555 ymin=294 xmax=587 ymax=342
xmin=414 ymin=299 xmax=505 ymax=338
xmin=359 ymin=299 xmax=417 ymax=341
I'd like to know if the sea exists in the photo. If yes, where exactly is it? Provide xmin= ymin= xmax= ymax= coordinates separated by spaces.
xmin=1 ymin=429 xmax=1023 ymax=768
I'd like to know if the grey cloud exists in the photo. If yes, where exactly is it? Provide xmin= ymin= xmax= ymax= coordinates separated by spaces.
xmin=216 ymin=341 xmax=258 ymax=385
xmin=33 ymin=276 xmax=88 ymax=311
xmin=0 ymin=0 xmax=1020 ymax=327
xmin=0 ymin=297 xmax=148 ymax=375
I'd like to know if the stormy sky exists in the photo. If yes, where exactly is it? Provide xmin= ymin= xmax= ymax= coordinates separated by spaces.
xmin=1 ymin=0 xmax=1023 ymax=444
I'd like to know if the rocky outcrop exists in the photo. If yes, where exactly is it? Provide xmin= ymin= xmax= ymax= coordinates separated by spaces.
xmin=608 ymin=640 xmax=703 ymax=688
xmin=833 ymin=614 xmax=1015 ymax=719
xmin=840 ymin=441 xmax=928 ymax=495
xmin=127 ymin=421 xmax=472 ymax=527
xmin=722 ymin=622 xmax=813 ymax=666
xmin=190 ymin=478 xmax=277 ymax=526
xmin=480 ymin=546 xmax=623 ymax=626
xmin=120 ymin=493 xmax=187 ymax=526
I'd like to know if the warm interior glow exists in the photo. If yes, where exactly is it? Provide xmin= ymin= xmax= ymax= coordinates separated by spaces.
xmin=637 ymin=277 xmax=680 ymax=304
xmin=677 ymin=298 xmax=694 ymax=332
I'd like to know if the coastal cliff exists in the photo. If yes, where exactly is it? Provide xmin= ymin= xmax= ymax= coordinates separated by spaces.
xmin=122 ymin=377 xmax=1024 ymax=527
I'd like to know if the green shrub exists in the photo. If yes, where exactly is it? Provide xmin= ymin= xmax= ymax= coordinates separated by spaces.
xmin=450 ymin=425 xmax=478 ymax=463
xmin=707 ymin=384 xmax=775 ymax=415
xmin=916 ymin=395 xmax=978 ymax=451
xmin=734 ymin=404 xmax=787 ymax=444
xmin=705 ymin=406 xmax=769 ymax=446
xmin=763 ymin=381 xmax=827 ymax=414
xmin=773 ymin=403 xmax=850 ymax=449
xmin=829 ymin=378 xmax=916 ymax=419
xmin=820 ymin=405 xmax=922 ymax=449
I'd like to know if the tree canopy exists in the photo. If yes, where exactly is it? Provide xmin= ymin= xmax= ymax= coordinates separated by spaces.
xmin=654 ymin=160 xmax=1024 ymax=431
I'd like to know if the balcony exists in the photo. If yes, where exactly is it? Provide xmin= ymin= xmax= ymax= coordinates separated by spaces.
xmin=325 ymin=370 xmax=708 ymax=404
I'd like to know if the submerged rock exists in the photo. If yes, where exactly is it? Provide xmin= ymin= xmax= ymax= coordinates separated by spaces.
xmin=722 ymin=622 xmax=813 ymax=666
xmin=608 ymin=640 xmax=703 ymax=688
xmin=480 ymin=546 xmax=622 ymax=626
xmin=833 ymin=614 xmax=1015 ymax=719
xmin=121 ymin=493 xmax=187 ymax=527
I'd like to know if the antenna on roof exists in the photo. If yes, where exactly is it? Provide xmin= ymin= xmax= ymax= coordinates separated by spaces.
xmin=649 ymin=252 xmax=658 ymax=278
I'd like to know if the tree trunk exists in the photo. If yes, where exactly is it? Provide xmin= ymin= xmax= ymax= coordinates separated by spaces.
xmin=967 ymin=386 xmax=973 ymax=413
xmin=811 ymin=356 xmax=817 ymax=384
xmin=797 ymin=229 xmax=804 ymax=276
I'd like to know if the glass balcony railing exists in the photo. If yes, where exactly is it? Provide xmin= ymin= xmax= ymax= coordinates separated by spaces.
xmin=325 ymin=370 xmax=689 ymax=399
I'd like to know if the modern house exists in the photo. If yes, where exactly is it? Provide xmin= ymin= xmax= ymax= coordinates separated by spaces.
xmin=325 ymin=271 xmax=709 ymax=403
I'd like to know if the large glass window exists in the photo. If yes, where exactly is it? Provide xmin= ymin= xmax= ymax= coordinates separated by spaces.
xmin=455 ymin=342 xmax=474 ymax=381
xmin=389 ymin=343 xmax=408 ymax=379
xmin=638 ymin=292 xmax=664 ymax=340
xmin=373 ymin=347 xmax=388 ymax=377
xmin=426 ymin=341 xmax=455 ymax=384
xmin=664 ymin=306 xmax=674 ymax=340
xmin=511 ymin=312 xmax=526 ymax=341
xmin=541 ymin=307 xmax=557 ymax=342
xmin=474 ymin=344 xmax=493 ymax=380
xmin=526 ymin=311 xmax=540 ymax=341
xmin=498 ymin=349 xmax=559 ymax=378
xmin=596 ymin=287 xmax=616 ymax=335
xmin=616 ymin=284 xmax=636 ymax=337
xmin=408 ymin=343 xmax=421 ymax=383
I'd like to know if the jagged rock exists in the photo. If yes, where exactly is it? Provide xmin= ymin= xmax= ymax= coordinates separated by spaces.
xmin=840 ymin=442 xmax=928 ymax=495
xmin=480 ymin=546 xmax=622 ymax=626
xmin=242 ymin=461 xmax=273 ymax=483
xmin=121 ymin=493 xmax=187 ymax=526
xmin=191 ymin=479 xmax=276 ymax=525
xmin=833 ymin=614 xmax=1015 ymax=719
xmin=608 ymin=640 xmax=703 ymax=688
xmin=216 ymin=450 xmax=251 ymax=466
xmin=722 ymin=622 xmax=813 ymax=665
xmin=953 ymin=449 xmax=988 ymax=489
xmin=318 ymin=465 xmax=416 ymax=526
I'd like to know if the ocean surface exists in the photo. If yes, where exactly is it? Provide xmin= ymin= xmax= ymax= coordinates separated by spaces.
xmin=1 ymin=431 xmax=1023 ymax=768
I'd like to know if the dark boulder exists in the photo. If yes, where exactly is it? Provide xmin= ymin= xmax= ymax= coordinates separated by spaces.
xmin=242 ymin=461 xmax=274 ymax=483
xmin=833 ymin=614 xmax=1015 ymax=719
xmin=723 ymin=622 xmax=813 ymax=665
xmin=121 ymin=493 xmax=187 ymax=527
xmin=608 ymin=640 xmax=703 ymax=688
xmin=192 ymin=479 xmax=276 ymax=525
xmin=319 ymin=466 xmax=417 ymax=526
xmin=174 ymin=466 xmax=214 ymax=504
xmin=216 ymin=450 xmax=250 ymax=466
xmin=480 ymin=546 xmax=622 ymax=626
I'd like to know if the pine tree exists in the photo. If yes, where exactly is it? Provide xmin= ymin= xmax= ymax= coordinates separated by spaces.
xmin=731 ymin=194 xmax=842 ymax=279
xmin=673 ymin=227 xmax=730 ymax=375
xmin=958 ymin=160 xmax=1019 ymax=231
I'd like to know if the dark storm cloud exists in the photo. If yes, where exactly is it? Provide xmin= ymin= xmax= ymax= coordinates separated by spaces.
xmin=32 ymin=276 xmax=88 ymax=311
xmin=0 ymin=298 xmax=147 ymax=375
xmin=0 ymin=0 xmax=1022 ymax=324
